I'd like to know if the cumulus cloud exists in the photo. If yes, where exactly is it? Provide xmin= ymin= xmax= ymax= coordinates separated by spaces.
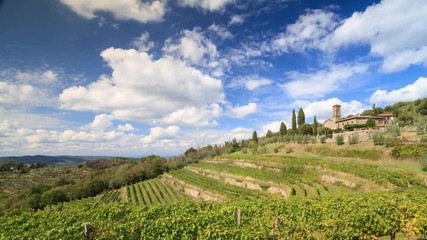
xmin=227 ymin=103 xmax=258 ymax=118
xmin=299 ymin=98 xmax=369 ymax=122
xmin=117 ymin=123 xmax=135 ymax=132
xmin=59 ymin=47 xmax=224 ymax=127
xmin=177 ymin=0 xmax=234 ymax=11
xmin=229 ymin=14 xmax=244 ymax=25
xmin=15 ymin=70 xmax=58 ymax=84
xmin=282 ymin=63 xmax=369 ymax=99
xmin=143 ymin=126 xmax=180 ymax=144
xmin=163 ymin=28 xmax=218 ymax=66
xmin=208 ymin=23 xmax=233 ymax=39
xmin=160 ymin=104 xmax=222 ymax=127
xmin=228 ymin=75 xmax=272 ymax=90
xmin=0 ymin=81 xmax=54 ymax=107
xmin=329 ymin=0 xmax=427 ymax=72
xmin=369 ymin=77 xmax=427 ymax=105
xmin=271 ymin=9 xmax=339 ymax=53
xmin=59 ymin=0 xmax=166 ymax=23
xmin=132 ymin=32 xmax=155 ymax=52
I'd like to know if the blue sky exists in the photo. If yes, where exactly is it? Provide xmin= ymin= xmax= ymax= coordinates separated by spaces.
xmin=1 ymin=0 xmax=427 ymax=157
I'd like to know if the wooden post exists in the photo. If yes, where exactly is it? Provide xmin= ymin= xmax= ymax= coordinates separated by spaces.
xmin=274 ymin=217 xmax=279 ymax=230
xmin=237 ymin=209 xmax=241 ymax=226
xmin=390 ymin=230 xmax=396 ymax=240
xmin=84 ymin=223 xmax=90 ymax=240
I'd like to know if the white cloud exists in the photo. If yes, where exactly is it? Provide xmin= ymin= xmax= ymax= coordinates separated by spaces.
xmin=160 ymin=104 xmax=222 ymax=127
xmin=282 ymin=63 xmax=369 ymax=99
xmin=228 ymin=75 xmax=273 ymax=90
xmin=300 ymin=98 xmax=369 ymax=122
xmin=260 ymin=121 xmax=288 ymax=136
xmin=163 ymin=28 xmax=218 ymax=66
xmin=208 ymin=23 xmax=233 ymax=39
xmin=15 ymin=70 xmax=58 ymax=84
xmin=117 ymin=123 xmax=135 ymax=132
xmin=0 ymin=81 xmax=54 ymax=107
xmin=59 ymin=47 xmax=225 ymax=127
xmin=329 ymin=0 xmax=427 ymax=72
xmin=229 ymin=14 xmax=244 ymax=25
xmin=89 ymin=114 xmax=115 ymax=130
xmin=227 ymin=103 xmax=258 ymax=118
xmin=59 ymin=0 xmax=166 ymax=23
xmin=369 ymin=77 xmax=427 ymax=105
xmin=132 ymin=32 xmax=155 ymax=52
xmin=177 ymin=0 xmax=234 ymax=11
xmin=271 ymin=9 xmax=339 ymax=53
xmin=143 ymin=126 xmax=180 ymax=144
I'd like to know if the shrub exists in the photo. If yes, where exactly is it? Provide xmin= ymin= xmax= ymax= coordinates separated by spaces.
xmin=273 ymin=147 xmax=279 ymax=153
xmin=373 ymin=132 xmax=384 ymax=145
xmin=384 ymin=137 xmax=398 ymax=148
xmin=391 ymin=145 xmax=427 ymax=159
xmin=421 ymin=155 xmax=427 ymax=172
xmin=286 ymin=147 xmax=293 ymax=154
xmin=336 ymin=135 xmax=344 ymax=145
xmin=320 ymin=136 xmax=326 ymax=144
xmin=242 ymin=148 xmax=248 ymax=154
xmin=348 ymin=135 xmax=359 ymax=145
xmin=251 ymin=144 xmax=258 ymax=155
xmin=258 ymin=145 xmax=267 ymax=154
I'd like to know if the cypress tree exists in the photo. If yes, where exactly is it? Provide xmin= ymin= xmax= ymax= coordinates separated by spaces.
xmin=252 ymin=131 xmax=258 ymax=143
xmin=279 ymin=122 xmax=287 ymax=136
xmin=313 ymin=116 xmax=318 ymax=136
xmin=297 ymin=107 xmax=305 ymax=128
xmin=291 ymin=109 xmax=297 ymax=135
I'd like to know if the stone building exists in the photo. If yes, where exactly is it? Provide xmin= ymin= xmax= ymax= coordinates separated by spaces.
xmin=323 ymin=104 xmax=394 ymax=130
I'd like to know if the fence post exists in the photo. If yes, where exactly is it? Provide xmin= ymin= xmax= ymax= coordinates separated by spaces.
xmin=84 ymin=223 xmax=90 ymax=240
xmin=274 ymin=217 xmax=279 ymax=230
xmin=237 ymin=209 xmax=241 ymax=226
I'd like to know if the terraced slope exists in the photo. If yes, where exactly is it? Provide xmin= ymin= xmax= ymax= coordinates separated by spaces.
xmin=99 ymin=178 xmax=187 ymax=205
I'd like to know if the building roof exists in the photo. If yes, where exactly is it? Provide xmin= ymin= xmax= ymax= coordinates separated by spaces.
xmin=335 ymin=115 xmax=391 ymax=123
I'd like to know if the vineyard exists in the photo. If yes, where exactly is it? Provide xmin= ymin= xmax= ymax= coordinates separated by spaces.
xmin=1 ymin=147 xmax=427 ymax=239
xmin=99 ymin=178 xmax=187 ymax=205
xmin=1 ymin=189 xmax=427 ymax=239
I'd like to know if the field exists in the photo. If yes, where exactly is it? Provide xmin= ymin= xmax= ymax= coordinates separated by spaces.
xmin=1 ymin=138 xmax=427 ymax=239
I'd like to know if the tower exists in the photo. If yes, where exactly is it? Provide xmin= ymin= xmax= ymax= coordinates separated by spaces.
xmin=332 ymin=104 xmax=341 ymax=122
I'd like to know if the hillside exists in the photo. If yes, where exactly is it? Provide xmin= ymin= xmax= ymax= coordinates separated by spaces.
xmin=1 ymin=132 xmax=427 ymax=239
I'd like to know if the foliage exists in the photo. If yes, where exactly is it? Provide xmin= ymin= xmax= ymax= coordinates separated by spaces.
xmin=279 ymin=122 xmax=287 ymax=136
xmin=297 ymin=107 xmax=305 ymax=129
xmin=320 ymin=136 xmax=326 ymax=144
xmin=252 ymin=131 xmax=258 ymax=144
xmin=273 ymin=147 xmax=279 ymax=153
xmin=1 ymin=190 xmax=427 ymax=239
xmin=415 ymin=98 xmax=427 ymax=115
xmin=299 ymin=124 xmax=313 ymax=135
xmin=305 ymin=146 xmax=382 ymax=160
xmin=343 ymin=123 xmax=368 ymax=131
xmin=266 ymin=130 xmax=273 ymax=138
xmin=336 ymin=135 xmax=344 ymax=145
xmin=348 ymin=135 xmax=359 ymax=145
xmin=313 ymin=116 xmax=318 ymax=136
xmin=391 ymin=145 xmax=427 ymax=159
xmin=366 ymin=118 xmax=376 ymax=128
xmin=421 ymin=155 xmax=427 ymax=172
xmin=292 ymin=109 xmax=297 ymax=135
xmin=373 ymin=132 xmax=385 ymax=145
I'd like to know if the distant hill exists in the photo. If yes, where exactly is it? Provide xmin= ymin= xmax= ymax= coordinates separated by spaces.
xmin=0 ymin=155 xmax=116 ymax=165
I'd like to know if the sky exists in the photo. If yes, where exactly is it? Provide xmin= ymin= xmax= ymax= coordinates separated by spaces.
xmin=1 ymin=0 xmax=427 ymax=157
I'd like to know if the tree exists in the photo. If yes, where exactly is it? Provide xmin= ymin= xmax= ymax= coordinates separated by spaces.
xmin=252 ymin=131 xmax=258 ymax=143
xmin=292 ymin=109 xmax=297 ymax=135
xmin=279 ymin=122 xmax=287 ymax=136
xmin=313 ymin=116 xmax=318 ymax=136
xmin=366 ymin=118 xmax=375 ymax=128
xmin=266 ymin=130 xmax=273 ymax=138
xmin=297 ymin=108 xmax=305 ymax=128
xmin=300 ymin=124 xmax=313 ymax=135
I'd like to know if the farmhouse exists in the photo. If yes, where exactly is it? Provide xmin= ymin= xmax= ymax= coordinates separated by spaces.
xmin=323 ymin=104 xmax=394 ymax=130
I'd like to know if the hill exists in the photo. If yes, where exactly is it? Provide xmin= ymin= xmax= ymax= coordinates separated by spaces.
xmin=0 ymin=155 xmax=118 ymax=166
